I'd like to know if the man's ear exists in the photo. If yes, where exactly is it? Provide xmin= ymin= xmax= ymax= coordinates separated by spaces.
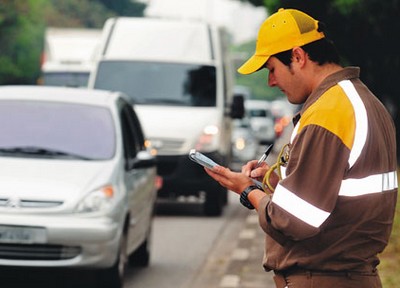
xmin=292 ymin=47 xmax=306 ymax=66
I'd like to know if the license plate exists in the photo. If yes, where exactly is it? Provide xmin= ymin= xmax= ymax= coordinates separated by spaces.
xmin=0 ymin=225 xmax=47 ymax=244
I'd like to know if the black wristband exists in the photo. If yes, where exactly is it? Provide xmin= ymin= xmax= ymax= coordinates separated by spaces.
xmin=240 ymin=185 xmax=258 ymax=210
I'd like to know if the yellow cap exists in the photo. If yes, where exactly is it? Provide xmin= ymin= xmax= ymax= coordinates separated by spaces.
xmin=238 ymin=8 xmax=325 ymax=75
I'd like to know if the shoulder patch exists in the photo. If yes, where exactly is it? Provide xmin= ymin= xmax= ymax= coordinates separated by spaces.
xmin=298 ymin=85 xmax=355 ymax=149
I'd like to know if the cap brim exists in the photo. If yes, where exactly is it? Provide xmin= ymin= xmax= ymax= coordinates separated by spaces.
xmin=237 ymin=54 xmax=270 ymax=75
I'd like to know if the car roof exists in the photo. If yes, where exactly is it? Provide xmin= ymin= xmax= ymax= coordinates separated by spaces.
xmin=0 ymin=85 xmax=128 ymax=107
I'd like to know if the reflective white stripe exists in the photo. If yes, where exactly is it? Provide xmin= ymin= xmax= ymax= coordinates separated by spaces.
xmin=280 ymin=166 xmax=287 ymax=180
xmin=338 ymin=80 xmax=368 ymax=168
xmin=339 ymin=171 xmax=398 ymax=197
xmin=290 ymin=121 xmax=299 ymax=144
xmin=272 ymin=185 xmax=330 ymax=228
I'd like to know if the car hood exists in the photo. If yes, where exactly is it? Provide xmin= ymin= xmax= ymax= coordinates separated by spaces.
xmin=0 ymin=157 xmax=117 ymax=204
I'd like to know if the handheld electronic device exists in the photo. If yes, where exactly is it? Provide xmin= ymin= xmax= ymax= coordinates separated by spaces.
xmin=189 ymin=149 xmax=219 ymax=169
xmin=189 ymin=149 xmax=263 ymax=189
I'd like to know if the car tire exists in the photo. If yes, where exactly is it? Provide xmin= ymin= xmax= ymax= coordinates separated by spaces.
xmin=98 ymin=233 xmax=127 ymax=288
xmin=128 ymin=226 xmax=151 ymax=267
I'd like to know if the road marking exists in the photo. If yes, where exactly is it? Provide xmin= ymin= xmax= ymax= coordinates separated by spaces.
xmin=246 ymin=213 xmax=259 ymax=224
xmin=231 ymin=248 xmax=250 ymax=260
xmin=239 ymin=228 xmax=256 ymax=239
xmin=220 ymin=274 xmax=240 ymax=287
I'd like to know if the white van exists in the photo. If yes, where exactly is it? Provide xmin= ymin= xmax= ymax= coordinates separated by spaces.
xmin=41 ymin=28 xmax=101 ymax=87
xmin=88 ymin=17 xmax=243 ymax=216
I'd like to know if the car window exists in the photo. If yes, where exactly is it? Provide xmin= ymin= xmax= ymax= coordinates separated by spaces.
xmin=0 ymin=100 xmax=116 ymax=160
xmin=119 ymin=101 xmax=145 ymax=160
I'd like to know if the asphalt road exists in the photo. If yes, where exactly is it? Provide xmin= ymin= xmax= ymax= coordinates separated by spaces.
xmin=124 ymin=194 xmax=252 ymax=288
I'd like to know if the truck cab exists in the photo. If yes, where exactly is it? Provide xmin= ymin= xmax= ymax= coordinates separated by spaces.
xmin=41 ymin=28 xmax=101 ymax=87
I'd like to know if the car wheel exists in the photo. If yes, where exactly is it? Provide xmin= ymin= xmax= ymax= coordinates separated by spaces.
xmin=98 ymin=233 xmax=127 ymax=288
xmin=128 ymin=226 xmax=151 ymax=267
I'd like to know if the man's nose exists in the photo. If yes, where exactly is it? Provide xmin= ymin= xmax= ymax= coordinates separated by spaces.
xmin=268 ymin=74 xmax=276 ymax=87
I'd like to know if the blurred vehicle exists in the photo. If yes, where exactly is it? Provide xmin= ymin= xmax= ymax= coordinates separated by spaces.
xmin=233 ymin=85 xmax=252 ymax=101
xmin=271 ymin=99 xmax=299 ymax=138
xmin=231 ymin=118 xmax=258 ymax=163
xmin=245 ymin=99 xmax=275 ymax=145
xmin=40 ymin=28 xmax=102 ymax=87
xmin=89 ymin=17 xmax=244 ymax=216
xmin=0 ymin=86 xmax=158 ymax=288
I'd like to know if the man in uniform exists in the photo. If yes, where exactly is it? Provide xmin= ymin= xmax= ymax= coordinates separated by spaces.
xmin=205 ymin=8 xmax=397 ymax=288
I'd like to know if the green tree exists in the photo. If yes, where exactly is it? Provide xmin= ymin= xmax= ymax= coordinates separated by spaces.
xmin=232 ymin=41 xmax=284 ymax=100
xmin=97 ymin=0 xmax=146 ymax=16
xmin=45 ymin=0 xmax=115 ymax=28
xmin=0 ymin=0 xmax=48 ymax=84
xmin=45 ymin=0 xmax=146 ymax=28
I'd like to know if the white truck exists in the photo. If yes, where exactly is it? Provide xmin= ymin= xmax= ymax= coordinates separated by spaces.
xmin=41 ymin=27 xmax=101 ymax=87
xmin=88 ymin=17 xmax=243 ymax=216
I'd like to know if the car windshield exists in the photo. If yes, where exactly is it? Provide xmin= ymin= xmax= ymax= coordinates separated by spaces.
xmin=43 ymin=72 xmax=90 ymax=87
xmin=94 ymin=61 xmax=216 ymax=107
xmin=248 ymin=109 xmax=268 ymax=118
xmin=0 ymin=100 xmax=115 ymax=160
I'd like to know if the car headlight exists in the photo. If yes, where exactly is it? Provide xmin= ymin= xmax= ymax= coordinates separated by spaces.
xmin=195 ymin=125 xmax=219 ymax=152
xmin=235 ymin=137 xmax=246 ymax=150
xmin=76 ymin=185 xmax=115 ymax=213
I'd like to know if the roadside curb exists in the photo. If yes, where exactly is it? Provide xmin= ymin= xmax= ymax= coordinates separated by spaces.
xmin=220 ymin=213 xmax=275 ymax=288
xmin=190 ymin=203 xmax=275 ymax=288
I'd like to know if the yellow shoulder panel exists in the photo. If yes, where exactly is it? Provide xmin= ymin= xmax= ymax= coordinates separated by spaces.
xmin=297 ymin=85 xmax=355 ymax=149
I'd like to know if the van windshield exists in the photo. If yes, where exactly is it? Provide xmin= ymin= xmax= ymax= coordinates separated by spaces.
xmin=94 ymin=61 xmax=216 ymax=107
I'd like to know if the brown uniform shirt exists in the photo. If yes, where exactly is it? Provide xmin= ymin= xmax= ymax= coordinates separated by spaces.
xmin=258 ymin=67 xmax=398 ymax=273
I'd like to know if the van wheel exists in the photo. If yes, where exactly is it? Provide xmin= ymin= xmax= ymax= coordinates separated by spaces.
xmin=98 ymin=233 xmax=127 ymax=288
xmin=203 ymin=185 xmax=224 ymax=216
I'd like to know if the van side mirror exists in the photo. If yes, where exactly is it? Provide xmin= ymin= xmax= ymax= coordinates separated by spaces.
xmin=230 ymin=94 xmax=245 ymax=119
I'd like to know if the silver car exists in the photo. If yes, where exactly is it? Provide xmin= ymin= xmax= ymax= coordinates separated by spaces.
xmin=0 ymin=86 xmax=158 ymax=288
xmin=231 ymin=118 xmax=259 ymax=163
xmin=245 ymin=99 xmax=276 ymax=145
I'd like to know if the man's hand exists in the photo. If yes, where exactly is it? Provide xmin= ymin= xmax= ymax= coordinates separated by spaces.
xmin=204 ymin=165 xmax=253 ymax=195
xmin=242 ymin=160 xmax=280 ymax=191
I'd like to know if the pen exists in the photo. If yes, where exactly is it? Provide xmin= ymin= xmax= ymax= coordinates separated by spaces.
xmin=255 ymin=144 xmax=274 ymax=168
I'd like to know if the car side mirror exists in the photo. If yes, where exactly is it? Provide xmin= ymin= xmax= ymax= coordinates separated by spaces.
xmin=127 ymin=151 xmax=157 ymax=170
xmin=230 ymin=93 xmax=245 ymax=119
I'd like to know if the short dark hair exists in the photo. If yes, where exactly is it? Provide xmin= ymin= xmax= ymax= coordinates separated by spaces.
xmin=273 ymin=37 xmax=340 ymax=67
